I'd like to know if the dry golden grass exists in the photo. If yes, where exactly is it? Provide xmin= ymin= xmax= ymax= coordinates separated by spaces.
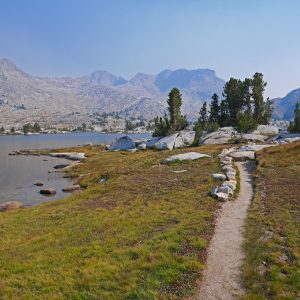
xmin=243 ymin=141 xmax=300 ymax=299
xmin=0 ymin=144 xmax=226 ymax=299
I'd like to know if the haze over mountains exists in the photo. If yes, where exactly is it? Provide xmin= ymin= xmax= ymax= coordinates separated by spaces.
xmin=0 ymin=58 xmax=298 ymax=129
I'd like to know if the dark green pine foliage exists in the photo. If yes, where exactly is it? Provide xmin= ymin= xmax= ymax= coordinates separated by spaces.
xmin=167 ymin=88 xmax=188 ymax=133
xmin=153 ymin=88 xmax=188 ymax=137
xmin=252 ymin=72 xmax=267 ymax=123
xmin=209 ymin=93 xmax=220 ymax=124
xmin=222 ymin=78 xmax=245 ymax=126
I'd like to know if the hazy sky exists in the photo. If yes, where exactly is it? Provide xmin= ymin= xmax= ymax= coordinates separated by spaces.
xmin=0 ymin=0 xmax=299 ymax=98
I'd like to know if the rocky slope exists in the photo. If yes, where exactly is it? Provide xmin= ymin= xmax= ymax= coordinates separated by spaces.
xmin=272 ymin=88 xmax=300 ymax=120
xmin=0 ymin=58 xmax=225 ymax=128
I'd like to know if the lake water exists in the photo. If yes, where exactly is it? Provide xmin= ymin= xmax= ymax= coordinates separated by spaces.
xmin=0 ymin=132 xmax=151 ymax=206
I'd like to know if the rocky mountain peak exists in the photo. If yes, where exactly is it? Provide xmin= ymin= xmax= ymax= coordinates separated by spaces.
xmin=87 ymin=70 xmax=127 ymax=86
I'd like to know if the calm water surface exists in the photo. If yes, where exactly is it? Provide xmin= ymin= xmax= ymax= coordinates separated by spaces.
xmin=0 ymin=132 xmax=151 ymax=206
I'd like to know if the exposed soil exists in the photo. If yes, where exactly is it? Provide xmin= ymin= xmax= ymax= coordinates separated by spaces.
xmin=193 ymin=160 xmax=255 ymax=300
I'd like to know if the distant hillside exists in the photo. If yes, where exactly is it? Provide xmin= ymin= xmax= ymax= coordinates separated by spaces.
xmin=272 ymin=88 xmax=300 ymax=120
xmin=0 ymin=58 xmax=225 ymax=127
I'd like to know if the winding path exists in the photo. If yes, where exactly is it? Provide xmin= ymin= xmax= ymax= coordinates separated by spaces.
xmin=194 ymin=160 xmax=255 ymax=300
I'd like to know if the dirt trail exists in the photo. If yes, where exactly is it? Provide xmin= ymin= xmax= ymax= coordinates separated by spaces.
xmin=194 ymin=160 xmax=255 ymax=300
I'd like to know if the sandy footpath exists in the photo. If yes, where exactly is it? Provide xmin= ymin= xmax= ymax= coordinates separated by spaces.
xmin=193 ymin=161 xmax=255 ymax=300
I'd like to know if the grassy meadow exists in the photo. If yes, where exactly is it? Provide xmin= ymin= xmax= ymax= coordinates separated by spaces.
xmin=243 ymin=141 xmax=300 ymax=299
xmin=0 ymin=145 xmax=225 ymax=299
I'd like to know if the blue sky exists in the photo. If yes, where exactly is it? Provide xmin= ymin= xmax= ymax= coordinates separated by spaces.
xmin=0 ymin=0 xmax=299 ymax=98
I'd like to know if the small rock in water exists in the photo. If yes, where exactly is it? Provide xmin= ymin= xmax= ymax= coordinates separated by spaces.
xmin=62 ymin=185 xmax=81 ymax=192
xmin=0 ymin=201 xmax=23 ymax=212
xmin=53 ymin=164 xmax=69 ymax=169
xmin=34 ymin=181 xmax=44 ymax=186
xmin=40 ymin=188 xmax=56 ymax=195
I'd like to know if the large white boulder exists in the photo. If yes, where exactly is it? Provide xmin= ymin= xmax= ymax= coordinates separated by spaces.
xmin=255 ymin=125 xmax=279 ymax=136
xmin=163 ymin=152 xmax=211 ymax=164
xmin=154 ymin=134 xmax=178 ymax=150
xmin=109 ymin=136 xmax=135 ymax=151
xmin=174 ymin=131 xmax=196 ymax=148
xmin=199 ymin=127 xmax=238 ymax=145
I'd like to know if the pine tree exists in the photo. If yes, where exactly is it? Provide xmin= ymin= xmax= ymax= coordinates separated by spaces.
xmin=219 ymin=100 xmax=229 ymax=127
xmin=252 ymin=72 xmax=267 ymax=123
xmin=222 ymin=78 xmax=244 ymax=126
xmin=0 ymin=126 xmax=4 ymax=134
xmin=261 ymin=98 xmax=273 ymax=125
xmin=167 ymin=88 xmax=183 ymax=131
xmin=199 ymin=101 xmax=208 ymax=129
xmin=209 ymin=93 xmax=220 ymax=124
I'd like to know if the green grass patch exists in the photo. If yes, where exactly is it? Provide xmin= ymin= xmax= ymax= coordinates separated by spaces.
xmin=242 ymin=142 xmax=300 ymax=299
xmin=0 ymin=145 xmax=225 ymax=299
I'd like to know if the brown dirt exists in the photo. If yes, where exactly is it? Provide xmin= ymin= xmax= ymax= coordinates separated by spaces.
xmin=193 ymin=160 xmax=255 ymax=300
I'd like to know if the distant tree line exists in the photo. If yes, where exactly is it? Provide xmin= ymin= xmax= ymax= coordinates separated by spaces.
xmin=153 ymin=73 xmax=273 ymax=137
xmin=194 ymin=73 xmax=273 ymax=133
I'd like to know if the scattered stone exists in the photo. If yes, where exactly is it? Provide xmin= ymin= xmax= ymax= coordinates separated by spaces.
xmin=0 ymin=201 xmax=23 ymax=212
xmin=163 ymin=152 xmax=211 ymax=163
xmin=99 ymin=177 xmax=108 ymax=184
xmin=222 ymin=181 xmax=236 ymax=191
xmin=34 ymin=181 xmax=44 ymax=186
xmin=40 ymin=188 xmax=56 ymax=195
xmin=172 ymin=170 xmax=188 ymax=173
xmin=62 ymin=185 xmax=81 ymax=192
xmin=211 ymin=186 xmax=218 ymax=196
xmin=127 ymin=148 xmax=137 ymax=153
xmin=218 ymin=185 xmax=233 ymax=196
xmin=229 ymin=151 xmax=255 ymax=161
xmin=108 ymin=135 xmax=135 ymax=151
xmin=212 ymin=173 xmax=226 ymax=180
xmin=215 ymin=192 xmax=229 ymax=202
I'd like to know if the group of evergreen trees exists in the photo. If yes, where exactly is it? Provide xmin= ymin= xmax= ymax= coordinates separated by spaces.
xmin=153 ymin=88 xmax=188 ymax=136
xmin=288 ymin=102 xmax=300 ymax=133
xmin=23 ymin=122 xmax=41 ymax=134
xmin=194 ymin=73 xmax=273 ymax=133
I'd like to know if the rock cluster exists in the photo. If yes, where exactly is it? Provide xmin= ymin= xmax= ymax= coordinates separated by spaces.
xmin=211 ymin=149 xmax=237 ymax=202
xmin=109 ymin=131 xmax=196 ymax=151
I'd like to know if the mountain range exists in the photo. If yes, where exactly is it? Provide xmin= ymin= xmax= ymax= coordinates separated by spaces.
xmin=0 ymin=58 xmax=298 ymax=128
